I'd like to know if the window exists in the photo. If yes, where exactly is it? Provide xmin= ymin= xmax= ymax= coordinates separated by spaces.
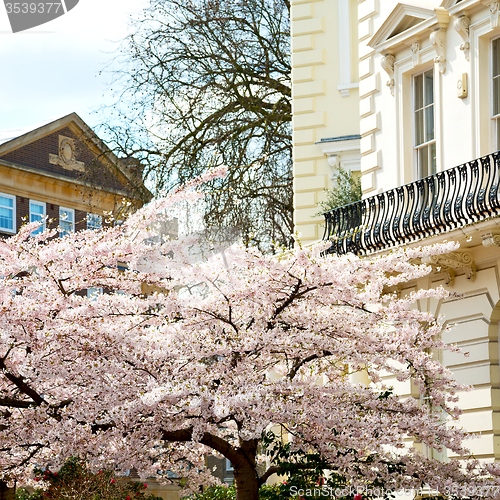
xmin=225 ymin=459 xmax=233 ymax=471
xmin=87 ymin=213 xmax=102 ymax=231
xmin=0 ymin=194 xmax=15 ymax=233
xmin=493 ymin=38 xmax=500 ymax=149
xmin=29 ymin=201 xmax=45 ymax=236
xmin=59 ymin=207 xmax=74 ymax=237
xmin=414 ymin=69 xmax=436 ymax=178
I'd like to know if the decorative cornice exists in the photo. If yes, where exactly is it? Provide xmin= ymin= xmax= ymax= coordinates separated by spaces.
xmin=380 ymin=54 xmax=396 ymax=96
xmin=430 ymin=28 xmax=447 ymax=74
xmin=454 ymin=15 xmax=471 ymax=61
xmin=423 ymin=251 xmax=476 ymax=286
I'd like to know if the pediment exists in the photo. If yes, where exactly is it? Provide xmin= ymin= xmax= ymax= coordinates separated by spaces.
xmin=0 ymin=113 xmax=150 ymax=201
xmin=369 ymin=3 xmax=439 ymax=49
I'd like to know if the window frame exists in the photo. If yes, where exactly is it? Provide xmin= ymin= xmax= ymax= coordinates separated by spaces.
xmin=59 ymin=207 xmax=75 ymax=237
xmin=29 ymin=200 xmax=46 ymax=236
xmin=0 ymin=193 xmax=16 ymax=234
xmin=412 ymin=67 xmax=436 ymax=179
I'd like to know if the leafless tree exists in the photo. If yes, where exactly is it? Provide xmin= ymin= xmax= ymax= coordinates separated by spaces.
xmin=102 ymin=0 xmax=292 ymax=251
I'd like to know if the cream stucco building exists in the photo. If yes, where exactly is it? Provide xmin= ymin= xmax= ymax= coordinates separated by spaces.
xmin=293 ymin=0 xmax=500 ymax=466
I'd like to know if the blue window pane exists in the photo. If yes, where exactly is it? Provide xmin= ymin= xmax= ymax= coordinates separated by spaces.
xmin=0 ymin=207 xmax=13 ymax=230
xmin=0 ymin=196 xmax=13 ymax=209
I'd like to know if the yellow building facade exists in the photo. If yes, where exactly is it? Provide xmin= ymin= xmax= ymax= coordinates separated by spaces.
xmin=292 ymin=0 xmax=361 ymax=243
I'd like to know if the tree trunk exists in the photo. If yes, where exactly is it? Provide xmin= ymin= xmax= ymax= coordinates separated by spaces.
xmin=233 ymin=439 xmax=260 ymax=500
xmin=0 ymin=481 xmax=15 ymax=500
xmin=233 ymin=462 xmax=260 ymax=500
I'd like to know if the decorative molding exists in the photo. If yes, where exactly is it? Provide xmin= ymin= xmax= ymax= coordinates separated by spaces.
xmin=423 ymin=251 xmax=476 ymax=285
xmin=409 ymin=40 xmax=420 ymax=67
xmin=454 ymin=15 xmax=471 ymax=61
xmin=49 ymin=135 xmax=85 ymax=172
xmin=490 ymin=1 xmax=500 ymax=29
xmin=430 ymin=28 xmax=447 ymax=74
xmin=380 ymin=54 xmax=396 ymax=96
xmin=482 ymin=232 xmax=500 ymax=247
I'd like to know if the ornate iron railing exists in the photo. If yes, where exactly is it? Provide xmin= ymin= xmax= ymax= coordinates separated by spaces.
xmin=323 ymin=151 xmax=500 ymax=255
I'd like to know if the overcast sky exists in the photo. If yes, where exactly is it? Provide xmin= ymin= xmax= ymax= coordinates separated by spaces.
xmin=0 ymin=0 xmax=148 ymax=142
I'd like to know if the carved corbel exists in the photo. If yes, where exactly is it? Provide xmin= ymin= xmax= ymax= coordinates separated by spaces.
xmin=409 ymin=41 xmax=420 ymax=67
xmin=430 ymin=28 xmax=447 ymax=74
xmin=380 ymin=54 xmax=396 ymax=96
xmin=423 ymin=251 xmax=476 ymax=285
xmin=490 ymin=1 xmax=500 ymax=28
xmin=454 ymin=16 xmax=471 ymax=61
xmin=482 ymin=232 xmax=500 ymax=247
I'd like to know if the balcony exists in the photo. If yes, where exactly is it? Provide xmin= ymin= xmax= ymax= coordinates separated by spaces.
xmin=322 ymin=152 xmax=500 ymax=255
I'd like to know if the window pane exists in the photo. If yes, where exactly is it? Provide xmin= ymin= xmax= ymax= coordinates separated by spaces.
xmin=414 ymin=73 xmax=423 ymax=110
xmin=59 ymin=208 xmax=74 ymax=237
xmin=494 ymin=77 xmax=500 ymax=116
xmin=415 ymin=109 xmax=424 ymax=146
xmin=425 ymin=104 xmax=434 ymax=143
xmin=430 ymin=142 xmax=437 ymax=176
xmin=494 ymin=39 xmax=500 ymax=78
xmin=0 ymin=207 xmax=13 ymax=230
xmin=418 ymin=145 xmax=429 ymax=178
xmin=0 ymin=196 xmax=13 ymax=209
xmin=424 ymin=70 xmax=434 ymax=106
xmin=496 ymin=118 xmax=500 ymax=151
xmin=31 ymin=204 xmax=44 ymax=216
xmin=87 ymin=213 xmax=102 ymax=231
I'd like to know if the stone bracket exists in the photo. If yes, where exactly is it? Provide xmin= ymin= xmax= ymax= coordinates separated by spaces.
xmin=381 ymin=54 xmax=395 ymax=96
xmin=423 ymin=251 xmax=476 ymax=285
xmin=454 ymin=15 xmax=471 ymax=61
xmin=430 ymin=28 xmax=447 ymax=74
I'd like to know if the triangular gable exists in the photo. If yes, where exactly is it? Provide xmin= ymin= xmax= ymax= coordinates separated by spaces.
xmin=369 ymin=3 xmax=440 ymax=50
xmin=0 ymin=113 xmax=150 ymax=202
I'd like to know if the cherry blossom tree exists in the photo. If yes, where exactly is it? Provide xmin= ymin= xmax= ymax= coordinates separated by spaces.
xmin=0 ymin=170 xmax=499 ymax=500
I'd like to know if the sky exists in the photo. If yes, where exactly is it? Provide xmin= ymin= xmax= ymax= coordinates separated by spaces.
xmin=0 ymin=0 xmax=148 ymax=143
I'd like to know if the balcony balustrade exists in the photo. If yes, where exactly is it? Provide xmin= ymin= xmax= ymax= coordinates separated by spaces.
xmin=322 ymin=151 xmax=500 ymax=255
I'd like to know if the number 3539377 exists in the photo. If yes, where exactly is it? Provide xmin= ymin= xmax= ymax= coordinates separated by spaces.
xmin=5 ymin=2 xmax=63 ymax=14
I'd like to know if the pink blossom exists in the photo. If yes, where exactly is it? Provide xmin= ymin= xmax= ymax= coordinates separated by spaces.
xmin=0 ymin=182 xmax=495 ymax=497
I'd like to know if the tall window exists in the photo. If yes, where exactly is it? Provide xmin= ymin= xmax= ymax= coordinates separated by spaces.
xmin=414 ymin=69 xmax=436 ymax=178
xmin=29 ymin=200 xmax=45 ymax=236
xmin=0 ymin=194 xmax=15 ymax=233
xmin=59 ymin=207 xmax=74 ymax=237
xmin=492 ymin=38 xmax=500 ymax=149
